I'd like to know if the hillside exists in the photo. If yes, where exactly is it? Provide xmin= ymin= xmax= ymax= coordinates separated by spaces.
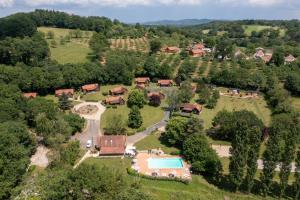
xmin=143 ymin=19 xmax=213 ymax=26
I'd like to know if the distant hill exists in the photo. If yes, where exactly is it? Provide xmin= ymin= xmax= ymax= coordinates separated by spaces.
xmin=142 ymin=19 xmax=213 ymax=27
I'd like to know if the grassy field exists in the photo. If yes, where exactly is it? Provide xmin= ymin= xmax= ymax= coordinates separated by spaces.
xmin=291 ymin=96 xmax=300 ymax=111
xmin=201 ymin=94 xmax=271 ymax=129
xmin=38 ymin=27 xmax=92 ymax=64
xmin=242 ymin=25 xmax=285 ymax=37
xmin=135 ymin=131 xmax=179 ymax=154
xmin=83 ymin=157 xmax=275 ymax=200
xmin=100 ymin=105 xmax=165 ymax=133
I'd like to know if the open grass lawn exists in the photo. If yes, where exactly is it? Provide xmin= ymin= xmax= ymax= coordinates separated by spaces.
xmin=100 ymin=105 xmax=165 ymax=133
xmin=201 ymin=95 xmax=271 ymax=129
xmin=291 ymin=96 xmax=300 ymax=111
xmin=242 ymin=25 xmax=286 ymax=37
xmin=84 ymin=157 xmax=275 ymax=200
xmin=135 ymin=131 xmax=179 ymax=154
xmin=38 ymin=27 xmax=92 ymax=64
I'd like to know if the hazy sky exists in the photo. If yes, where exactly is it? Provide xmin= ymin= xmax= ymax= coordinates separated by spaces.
xmin=0 ymin=0 xmax=300 ymax=23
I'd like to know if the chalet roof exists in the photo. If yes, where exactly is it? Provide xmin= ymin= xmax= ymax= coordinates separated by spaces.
xmin=147 ymin=92 xmax=165 ymax=99
xmin=254 ymin=50 xmax=265 ymax=58
xmin=135 ymin=77 xmax=150 ymax=83
xmin=99 ymin=135 xmax=126 ymax=155
xmin=23 ymin=92 xmax=37 ymax=98
xmin=110 ymin=86 xmax=127 ymax=94
xmin=166 ymin=46 xmax=180 ymax=51
xmin=105 ymin=96 xmax=124 ymax=104
xmin=191 ymin=49 xmax=205 ymax=54
xmin=158 ymin=79 xmax=173 ymax=85
xmin=180 ymin=103 xmax=202 ymax=112
xmin=262 ymin=54 xmax=272 ymax=63
xmin=285 ymin=54 xmax=296 ymax=62
xmin=55 ymin=89 xmax=74 ymax=96
xmin=193 ymin=43 xmax=205 ymax=49
xmin=82 ymin=84 xmax=99 ymax=91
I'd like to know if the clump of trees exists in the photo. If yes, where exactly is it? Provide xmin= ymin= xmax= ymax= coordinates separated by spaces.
xmin=127 ymin=90 xmax=146 ymax=108
xmin=128 ymin=106 xmax=143 ymax=129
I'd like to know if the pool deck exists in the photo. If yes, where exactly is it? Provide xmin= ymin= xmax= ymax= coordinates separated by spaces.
xmin=132 ymin=152 xmax=191 ymax=180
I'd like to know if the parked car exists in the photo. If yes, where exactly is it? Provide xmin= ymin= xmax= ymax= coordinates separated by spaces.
xmin=86 ymin=140 xmax=92 ymax=148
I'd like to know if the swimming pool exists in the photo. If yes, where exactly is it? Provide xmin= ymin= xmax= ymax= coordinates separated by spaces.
xmin=148 ymin=157 xmax=184 ymax=169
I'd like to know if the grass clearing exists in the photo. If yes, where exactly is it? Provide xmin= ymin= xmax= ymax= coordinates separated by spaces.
xmin=135 ymin=131 xmax=179 ymax=154
xmin=291 ymin=96 xmax=300 ymax=111
xmin=242 ymin=25 xmax=285 ymax=37
xmin=38 ymin=27 xmax=92 ymax=64
xmin=100 ymin=105 xmax=165 ymax=133
xmin=201 ymin=94 xmax=271 ymax=129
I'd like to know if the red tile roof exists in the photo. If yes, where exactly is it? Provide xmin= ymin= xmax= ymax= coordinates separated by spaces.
xmin=135 ymin=77 xmax=150 ymax=84
xmin=180 ymin=103 xmax=202 ymax=113
xmin=262 ymin=54 xmax=272 ymax=63
xmin=104 ymin=96 xmax=125 ymax=105
xmin=193 ymin=43 xmax=205 ymax=49
xmin=158 ymin=80 xmax=173 ymax=86
xmin=99 ymin=135 xmax=126 ymax=155
xmin=110 ymin=86 xmax=127 ymax=95
xmin=82 ymin=84 xmax=99 ymax=91
xmin=55 ymin=89 xmax=74 ymax=96
xmin=254 ymin=50 xmax=265 ymax=58
xmin=147 ymin=92 xmax=165 ymax=99
xmin=165 ymin=46 xmax=180 ymax=53
xmin=23 ymin=92 xmax=37 ymax=98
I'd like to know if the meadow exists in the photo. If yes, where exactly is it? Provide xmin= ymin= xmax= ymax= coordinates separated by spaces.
xmin=38 ymin=27 xmax=92 ymax=64
xmin=242 ymin=25 xmax=286 ymax=37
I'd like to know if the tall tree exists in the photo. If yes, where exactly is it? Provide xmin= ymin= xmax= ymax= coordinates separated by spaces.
xmin=58 ymin=93 xmax=72 ymax=111
xmin=149 ymin=39 xmax=162 ymax=54
xmin=128 ymin=106 xmax=143 ymax=129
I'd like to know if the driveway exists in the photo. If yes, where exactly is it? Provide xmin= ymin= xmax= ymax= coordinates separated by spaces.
xmin=211 ymin=144 xmax=296 ymax=172
xmin=71 ymin=102 xmax=106 ymax=148
xmin=30 ymin=145 xmax=50 ymax=168
xmin=127 ymin=110 xmax=170 ymax=145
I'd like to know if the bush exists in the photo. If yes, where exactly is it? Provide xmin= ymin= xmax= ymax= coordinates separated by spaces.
xmin=102 ymin=92 xmax=109 ymax=96
xmin=127 ymin=90 xmax=146 ymax=108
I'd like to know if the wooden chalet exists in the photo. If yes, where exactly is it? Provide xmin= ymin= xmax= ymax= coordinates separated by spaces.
xmin=147 ymin=92 xmax=165 ymax=100
xmin=135 ymin=77 xmax=150 ymax=85
xmin=23 ymin=92 xmax=37 ymax=99
xmin=180 ymin=103 xmax=202 ymax=115
xmin=157 ymin=80 xmax=174 ymax=87
xmin=164 ymin=46 xmax=180 ymax=54
xmin=81 ymin=83 xmax=99 ymax=93
xmin=109 ymin=86 xmax=128 ymax=96
xmin=98 ymin=135 xmax=126 ymax=156
xmin=55 ymin=89 xmax=74 ymax=98
xmin=285 ymin=54 xmax=296 ymax=64
xmin=104 ymin=96 xmax=125 ymax=105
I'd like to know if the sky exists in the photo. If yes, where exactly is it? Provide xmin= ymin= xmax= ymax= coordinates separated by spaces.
xmin=0 ymin=0 xmax=300 ymax=23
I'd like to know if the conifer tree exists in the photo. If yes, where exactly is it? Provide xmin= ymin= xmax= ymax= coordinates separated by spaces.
xmin=58 ymin=93 xmax=71 ymax=111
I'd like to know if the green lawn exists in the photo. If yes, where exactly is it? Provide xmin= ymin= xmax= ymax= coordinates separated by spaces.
xmin=201 ymin=95 xmax=271 ymax=129
xmin=83 ymin=157 xmax=275 ymax=200
xmin=291 ymin=96 xmax=300 ymax=111
xmin=242 ymin=25 xmax=285 ymax=37
xmin=135 ymin=131 xmax=179 ymax=154
xmin=38 ymin=27 xmax=92 ymax=64
xmin=100 ymin=105 xmax=165 ymax=133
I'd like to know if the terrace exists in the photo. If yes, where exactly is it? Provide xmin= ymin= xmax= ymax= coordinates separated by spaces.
xmin=132 ymin=151 xmax=191 ymax=181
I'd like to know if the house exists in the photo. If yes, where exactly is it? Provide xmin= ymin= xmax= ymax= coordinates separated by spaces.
xmin=104 ymin=96 xmax=125 ymax=105
xmin=23 ymin=92 xmax=37 ymax=99
xmin=135 ymin=77 xmax=150 ymax=85
xmin=285 ymin=54 xmax=296 ymax=64
xmin=165 ymin=46 xmax=180 ymax=54
xmin=254 ymin=49 xmax=272 ymax=63
xmin=109 ymin=86 xmax=128 ymax=96
xmin=189 ymin=49 xmax=205 ymax=57
xmin=147 ymin=92 xmax=165 ymax=100
xmin=193 ymin=43 xmax=205 ymax=49
xmin=180 ymin=103 xmax=202 ymax=115
xmin=98 ymin=135 xmax=126 ymax=156
xmin=81 ymin=83 xmax=99 ymax=93
xmin=157 ymin=80 xmax=173 ymax=87
xmin=136 ymin=84 xmax=146 ymax=90
xmin=55 ymin=89 xmax=74 ymax=98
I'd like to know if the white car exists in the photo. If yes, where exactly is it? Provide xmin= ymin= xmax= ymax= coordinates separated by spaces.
xmin=86 ymin=140 xmax=92 ymax=148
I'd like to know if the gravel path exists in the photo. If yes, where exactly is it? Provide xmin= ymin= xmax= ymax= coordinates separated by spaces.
xmin=127 ymin=110 xmax=170 ymax=145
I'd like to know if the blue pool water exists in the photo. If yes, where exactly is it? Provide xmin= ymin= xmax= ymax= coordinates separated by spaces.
xmin=148 ymin=158 xmax=184 ymax=169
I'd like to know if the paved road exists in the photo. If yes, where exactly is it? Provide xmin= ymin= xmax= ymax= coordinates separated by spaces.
xmin=71 ymin=102 xmax=106 ymax=148
xmin=211 ymin=144 xmax=296 ymax=172
xmin=127 ymin=110 xmax=170 ymax=145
